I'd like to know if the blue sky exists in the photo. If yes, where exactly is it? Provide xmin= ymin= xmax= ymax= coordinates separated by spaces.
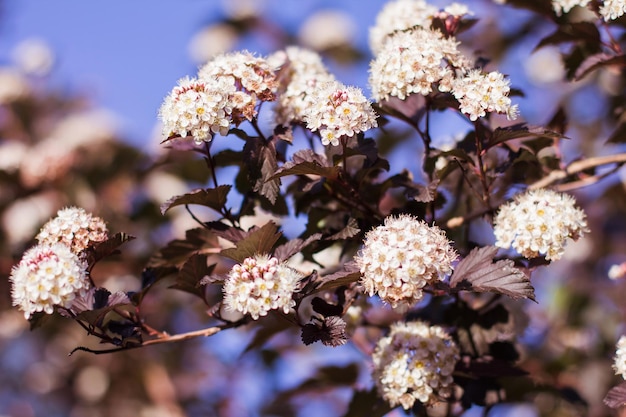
xmin=0 ymin=0 xmax=389 ymax=148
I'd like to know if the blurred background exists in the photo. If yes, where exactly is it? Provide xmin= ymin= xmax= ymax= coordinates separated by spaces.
xmin=1 ymin=0 xmax=626 ymax=416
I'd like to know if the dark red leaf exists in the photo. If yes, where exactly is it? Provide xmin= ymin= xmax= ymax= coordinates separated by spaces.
xmin=604 ymin=382 xmax=626 ymax=409
xmin=169 ymin=254 xmax=215 ymax=301
xmin=575 ymin=53 xmax=626 ymax=81
xmin=220 ymin=221 xmax=282 ymax=262
xmin=316 ymin=262 xmax=361 ymax=292
xmin=273 ymin=233 xmax=322 ymax=262
xmin=85 ymin=232 xmax=135 ymax=268
xmin=160 ymin=185 xmax=231 ymax=215
xmin=450 ymin=246 xmax=536 ymax=301
xmin=327 ymin=218 xmax=360 ymax=240
xmin=269 ymin=149 xmax=340 ymax=180
xmin=486 ymin=124 xmax=566 ymax=150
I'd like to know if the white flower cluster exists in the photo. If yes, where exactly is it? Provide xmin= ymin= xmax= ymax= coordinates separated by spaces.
xmin=600 ymin=0 xmax=626 ymax=20
xmin=159 ymin=51 xmax=277 ymax=144
xmin=159 ymin=76 xmax=234 ymax=144
xmin=223 ymin=255 xmax=301 ymax=320
xmin=372 ymin=321 xmax=459 ymax=409
xmin=302 ymin=81 xmax=378 ymax=146
xmin=368 ymin=0 xmax=518 ymax=122
xmin=268 ymin=46 xmax=336 ymax=126
xmin=369 ymin=0 xmax=438 ymax=54
xmin=493 ymin=189 xmax=588 ymax=261
xmin=369 ymin=28 xmax=468 ymax=102
xmin=551 ymin=0 xmax=591 ymax=15
xmin=10 ymin=243 xmax=90 ymax=319
xmin=613 ymin=335 xmax=626 ymax=380
xmin=451 ymin=70 xmax=519 ymax=121
xmin=355 ymin=215 xmax=457 ymax=308
xmin=36 ymin=206 xmax=108 ymax=254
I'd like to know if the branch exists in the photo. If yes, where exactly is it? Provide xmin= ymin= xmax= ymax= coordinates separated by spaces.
xmin=69 ymin=322 xmax=238 ymax=355
xmin=529 ymin=153 xmax=626 ymax=190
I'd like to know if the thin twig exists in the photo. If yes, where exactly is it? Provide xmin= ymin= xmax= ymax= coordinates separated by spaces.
xmin=529 ymin=153 xmax=626 ymax=190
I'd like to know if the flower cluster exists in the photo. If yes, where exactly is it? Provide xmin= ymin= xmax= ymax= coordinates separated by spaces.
xmin=368 ymin=0 xmax=438 ymax=54
xmin=600 ymin=0 xmax=626 ymax=20
xmin=159 ymin=51 xmax=277 ymax=144
xmin=355 ymin=215 xmax=457 ymax=308
xmin=613 ymin=335 xmax=626 ymax=380
xmin=268 ymin=46 xmax=336 ymax=126
xmin=372 ymin=321 xmax=459 ymax=409
xmin=493 ymin=189 xmax=589 ymax=261
xmin=450 ymin=70 xmax=519 ymax=121
xmin=302 ymin=80 xmax=378 ymax=146
xmin=10 ymin=243 xmax=90 ymax=319
xmin=223 ymin=255 xmax=301 ymax=320
xmin=36 ymin=206 xmax=108 ymax=254
xmin=159 ymin=76 xmax=234 ymax=144
xmin=369 ymin=28 xmax=467 ymax=102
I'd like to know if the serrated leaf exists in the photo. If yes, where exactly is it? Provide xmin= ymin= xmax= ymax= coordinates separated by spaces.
xmin=535 ymin=22 xmax=601 ymax=50
xmin=450 ymin=246 xmax=536 ymax=301
xmin=316 ymin=262 xmax=361 ymax=292
xmin=149 ymin=228 xmax=219 ymax=268
xmin=85 ymin=232 xmax=135 ymax=268
xmin=575 ymin=53 xmax=626 ymax=81
xmin=220 ymin=222 xmax=282 ymax=262
xmin=486 ymin=124 xmax=565 ymax=150
xmin=327 ymin=218 xmax=360 ymax=240
xmin=204 ymin=221 xmax=247 ymax=243
xmin=160 ymin=185 xmax=231 ymax=215
xmin=273 ymin=233 xmax=322 ymax=262
xmin=256 ymin=141 xmax=281 ymax=204
xmin=604 ymin=382 xmax=626 ymax=409
xmin=169 ymin=254 xmax=214 ymax=301
xmin=269 ymin=149 xmax=340 ymax=180
xmin=311 ymin=297 xmax=344 ymax=317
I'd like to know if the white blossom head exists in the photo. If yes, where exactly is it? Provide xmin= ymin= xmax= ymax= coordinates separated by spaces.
xmin=158 ymin=76 xmax=234 ymax=144
xmin=372 ymin=321 xmax=459 ymax=409
xmin=223 ymin=254 xmax=301 ymax=320
xmin=302 ymin=80 xmax=378 ymax=146
xmin=268 ymin=46 xmax=336 ymax=126
xmin=614 ymin=335 xmax=626 ymax=379
xmin=600 ymin=0 xmax=626 ymax=20
xmin=369 ymin=28 xmax=469 ymax=102
xmin=551 ymin=0 xmax=591 ymax=16
xmin=36 ymin=207 xmax=108 ymax=254
xmin=10 ymin=243 xmax=90 ymax=319
xmin=493 ymin=189 xmax=588 ymax=261
xmin=369 ymin=0 xmax=438 ymax=55
xmin=198 ymin=50 xmax=277 ymax=105
xmin=355 ymin=215 xmax=458 ymax=308
xmin=450 ymin=69 xmax=519 ymax=121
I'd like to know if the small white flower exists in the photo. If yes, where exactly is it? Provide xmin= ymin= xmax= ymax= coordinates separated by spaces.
xmin=10 ymin=243 xmax=90 ymax=319
xmin=301 ymin=80 xmax=378 ymax=146
xmin=268 ymin=46 xmax=336 ymax=126
xmin=355 ymin=215 xmax=457 ymax=308
xmin=36 ymin=207 xmax=108 ymax=254
xmin=372 ymin=321 xmax=459 ymax=408
xmin=614 ymin=335 xmax=626 ymax=379
xmin=551 ymin=0 xmax=591 ymax=15
xmin=600 ymin=0 xmax=626 ymax=20
xmin=369 ymin=0 xmax=439 ymax=55
xmin=451 ymin=70 xmax=519 ymax=121
xmin=158 ymin=76 xmax=234 ymax=144
xmin=369 ymin=28 xmax=469 ymax=102
xmin=223 ymin=255 xmax=301 ymax=320
xmin=493 ymin=189 xmax=588 ymax=261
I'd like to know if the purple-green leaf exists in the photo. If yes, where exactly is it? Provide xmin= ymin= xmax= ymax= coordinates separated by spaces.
xmin=450 ymin=246 xmax=536 ymax=301
xmin=269 ymin=149 xmax=340 ymax=180
xmin=160 ymin=185 xmax=231 ymax=215
xmin=220 ymin=221 xmax=282 ymax=262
